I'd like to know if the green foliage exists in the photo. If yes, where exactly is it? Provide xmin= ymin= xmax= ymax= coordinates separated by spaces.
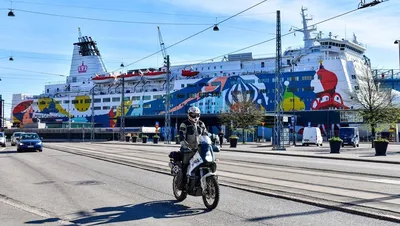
xmin=374 ymin=137 xmax=389 ymax=143
xmin=329 ymin=137 xmax=343 ymax=142
xmin=141 ymin=135 xmax=148 ymax=138
xmin=153 ymin=135 xmax=160 ymax=138
xmin=347 ymin=69 xmax=400 ymax=137
xmin=218 ymin=99 xmax=265 ymax=130
xmin=229 ymin=135 xmax=239 ymax=139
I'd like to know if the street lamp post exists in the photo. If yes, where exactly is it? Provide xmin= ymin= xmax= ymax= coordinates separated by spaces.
xmin=395 ymin=40 xmax=400 ymax=72
xmin=90 ymin=85 xmax=97 ymax=142
xmin=68 ymin=92 xmax=71 ymax=141
xmin=261 ymin=122 xmax=265 ymax=142
xmin=292 ymin=93 xmax=296 ymax=146
xmin=394 ymin=40 xmax=400 ymax=143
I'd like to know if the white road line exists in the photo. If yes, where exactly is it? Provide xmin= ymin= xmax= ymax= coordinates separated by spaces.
xmin=368 ymin=179 xmax=400 ymax=185
xmin=0 ymin=194 xmax=75 ymax=225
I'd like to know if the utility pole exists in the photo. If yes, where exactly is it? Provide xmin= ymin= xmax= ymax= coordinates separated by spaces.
xmin=272 ymin=10 xmax=286 ymax=151
xmin=292 ymin=92 xmax=296 ymax=146
xmin=120 ymin=73 xmax=125 ymax=141
xmin=165 ymin=55 xmax=171 ymax=144
xmin=90 ymin=85 xmax=96 ymax=142
xmin=68 ymin=93 xmax=71 ymax=141
xmin=0 ymin=95 xmax=3 ymax=129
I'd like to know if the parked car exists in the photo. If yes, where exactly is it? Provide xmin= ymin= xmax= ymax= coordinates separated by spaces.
xmin=11 ymin=132 xmax=24 ymax=146
xmin=339 ymin=127 xmax=360 ymax=147
xmin=0 ymin=132 xmax=6 ymax=147
xmin=302 ymin=127 xmax=323 ymax=146
xmin=17 ymin=133 xmax=43 ymax=152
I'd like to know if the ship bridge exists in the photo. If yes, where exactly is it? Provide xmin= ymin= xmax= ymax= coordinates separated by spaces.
xmin=318 ymin=38 xmax=366 ymax=55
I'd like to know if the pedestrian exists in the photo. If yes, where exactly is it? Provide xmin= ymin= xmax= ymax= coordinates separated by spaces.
xmin=218 ymin=131 xmax=224 ymax=148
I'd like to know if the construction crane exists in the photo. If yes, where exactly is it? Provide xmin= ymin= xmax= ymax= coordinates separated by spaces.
xmin=157 ymin=26 xmax=168 ymax=66
xmin=157 ymin=26 xmax=172 ymax=143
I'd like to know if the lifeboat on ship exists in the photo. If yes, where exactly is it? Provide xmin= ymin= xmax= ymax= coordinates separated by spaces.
xmin=117 ymin=73 xmax=142 ymax=82
xmin=181 ymin=69 xmax=199 ymax=77
xmin=143 ymin=69 xmax=167 ymax=80
xmin=92 ymin=74 xmax=116 ymax=84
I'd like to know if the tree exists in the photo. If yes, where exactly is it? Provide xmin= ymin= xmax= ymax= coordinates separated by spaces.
xmin=218 ymin=98 xmax=265 ymax=144
xmin=346 ymin=69 xmax=400 ymax=147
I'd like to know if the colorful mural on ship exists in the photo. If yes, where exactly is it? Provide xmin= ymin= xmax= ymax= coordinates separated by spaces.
xmin=13 ymin=61 xmax=350 ymax=131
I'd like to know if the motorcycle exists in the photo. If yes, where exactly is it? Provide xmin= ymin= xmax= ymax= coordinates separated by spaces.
xmin=168 ymin=135 xmax=220 ymax=210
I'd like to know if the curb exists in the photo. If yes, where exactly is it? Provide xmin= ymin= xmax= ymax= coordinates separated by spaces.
xmin=94 ymin=142 xmax=400 ymax=165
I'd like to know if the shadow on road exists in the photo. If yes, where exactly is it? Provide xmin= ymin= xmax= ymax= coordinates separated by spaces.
xmin=247 ymin=208 xmax=331 ymax=221
xmin=0 ymin=150 xmax=40 ymax=154
xmin=26 ymin=200 xmax=209 ymax=225
xmin=0 ymin=150 xmax=19 ymax=154
xmin=248 ymin=193 xmax=400 ymax=223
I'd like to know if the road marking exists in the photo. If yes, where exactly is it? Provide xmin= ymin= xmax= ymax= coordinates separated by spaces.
xmin=0 ymin=194 xmax=75 ymax=225
xmin=368 ymin=179 xmax=400 ymax=185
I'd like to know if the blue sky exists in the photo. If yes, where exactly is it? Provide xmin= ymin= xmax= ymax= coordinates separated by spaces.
xmin=0 ymin=0 xmax=399 ymax=119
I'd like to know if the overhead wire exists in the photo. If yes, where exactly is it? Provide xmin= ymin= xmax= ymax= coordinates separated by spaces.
xmin=10 ymin=0 xmax=214 ymax=18
xmin=111 ymin=0 xmax=270 ymax=72
xmin=0 ymin=2 xmax=382 ymax=78
xmin=12 ymin=9 xmax=211 ymax=26
xmin=189 ymin=7 xmax=365 ymax=66
xmin=0 ymin=66 xmax=67 ymax=77
xmin=11 ymin=0 xmax=276 ymax=18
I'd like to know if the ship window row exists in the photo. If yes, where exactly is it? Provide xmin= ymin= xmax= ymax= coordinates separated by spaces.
xmin=93 ymin=104 xmax=152 ymax=110
xmin=199 ymin=92 xmax=221 ymax=97
xmin=321 ymin=42 xmax=345 ymax=48
xmin=302 ymin=76 xmax=313 ymax=80
xmin=197 ymin=65 xmax=223 ymax=71
xmin=181 ymin=82 xmax=221 ymax=88
xmin=199 ymin=102 xmax=218 ymax=106
xmin=320 ymin=42 xmax=363 ymax=54
xmin=231 ymin=79 xmax=256 ymax=85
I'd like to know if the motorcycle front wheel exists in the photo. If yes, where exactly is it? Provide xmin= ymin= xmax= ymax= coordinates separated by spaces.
xmin=172 ymin=175 xmax=187 ymax=202
xmin=202 ymin=176 xmax=220 ymax=210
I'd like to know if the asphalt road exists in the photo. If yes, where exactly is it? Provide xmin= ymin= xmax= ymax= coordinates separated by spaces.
xmin=0 ymin=144 xmax=398 ymax=225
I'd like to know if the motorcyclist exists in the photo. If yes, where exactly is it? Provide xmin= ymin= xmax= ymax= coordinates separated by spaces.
xmin=179 ymin=106 xmax=208 ymax=186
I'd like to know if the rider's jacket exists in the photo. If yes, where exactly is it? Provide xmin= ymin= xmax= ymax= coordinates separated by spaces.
xmin=179 ymin=119 xmax=208 ymax=151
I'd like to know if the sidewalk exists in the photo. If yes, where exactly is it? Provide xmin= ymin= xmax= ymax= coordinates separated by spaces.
xmin=98 ymin=141 xmax=400 ymax=164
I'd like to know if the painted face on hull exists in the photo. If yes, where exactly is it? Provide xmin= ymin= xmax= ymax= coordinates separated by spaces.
xmin=310 ymin=61 xmax=348 ymax=110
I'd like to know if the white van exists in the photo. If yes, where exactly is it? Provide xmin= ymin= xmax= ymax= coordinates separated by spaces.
xmin=302 ymin=127 xmax=323 ymax=146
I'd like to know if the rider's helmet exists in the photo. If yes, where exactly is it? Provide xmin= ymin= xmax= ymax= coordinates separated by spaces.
xmin=187 ymin=106 xmax=201 ymax=123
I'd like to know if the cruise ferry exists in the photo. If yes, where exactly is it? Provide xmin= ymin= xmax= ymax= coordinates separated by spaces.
xmin=11 ymin=7 xmax=381 ymax=138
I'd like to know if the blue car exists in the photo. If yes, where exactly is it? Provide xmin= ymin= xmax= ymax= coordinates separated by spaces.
xmin=17 ymin=133 xmax=43 ymax=152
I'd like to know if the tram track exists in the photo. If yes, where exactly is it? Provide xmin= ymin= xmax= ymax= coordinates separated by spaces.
xmin=43 ymin=143 xmax=400 ymax=223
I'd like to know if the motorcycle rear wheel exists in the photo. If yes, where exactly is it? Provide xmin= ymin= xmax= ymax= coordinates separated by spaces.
xmin=173 ymin=175 xmax=187 ymax=202
xmin=202 ymin=176 xmax=220 ymax=210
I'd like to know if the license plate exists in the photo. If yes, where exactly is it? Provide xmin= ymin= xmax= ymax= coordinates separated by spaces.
xmin=28 ymin=145 xmax=34 ymax=148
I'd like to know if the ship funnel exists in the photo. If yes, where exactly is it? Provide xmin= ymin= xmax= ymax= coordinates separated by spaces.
xmin=69 ymin=32 xmax=107 ymax=81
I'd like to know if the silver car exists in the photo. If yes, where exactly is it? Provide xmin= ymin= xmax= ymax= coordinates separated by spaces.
xmin=0 ymin=132 xmax=6 ymax=147
xmin=11 ymin=132 xmax=24 ymax=146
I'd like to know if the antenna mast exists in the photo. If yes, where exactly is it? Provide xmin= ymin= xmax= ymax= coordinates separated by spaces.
xmin=300 ymin=7 xmax=316 ymax=49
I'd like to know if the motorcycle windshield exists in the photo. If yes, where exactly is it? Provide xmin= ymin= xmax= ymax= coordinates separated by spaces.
xmin=200 ymin=143 xmax=215 ymax=163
